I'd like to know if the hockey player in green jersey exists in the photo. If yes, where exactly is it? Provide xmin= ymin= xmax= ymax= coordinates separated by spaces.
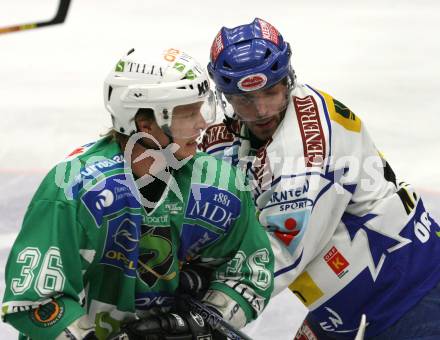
xmin=1 ymin=47 xmax=274 ymax=340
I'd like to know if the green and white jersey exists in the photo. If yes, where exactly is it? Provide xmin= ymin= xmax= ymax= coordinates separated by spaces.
xmin=2 ymin=137 xmax=274 ymax=339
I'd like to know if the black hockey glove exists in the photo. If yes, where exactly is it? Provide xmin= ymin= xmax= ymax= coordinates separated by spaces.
xmin=178 ymin=264 xmax=212 ymax=298
xmin=110 ymin=311 xmax=226 ymax=340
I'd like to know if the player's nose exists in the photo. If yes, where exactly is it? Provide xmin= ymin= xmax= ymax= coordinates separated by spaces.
xmin=254 ymin=96 xmax=270 ymax=119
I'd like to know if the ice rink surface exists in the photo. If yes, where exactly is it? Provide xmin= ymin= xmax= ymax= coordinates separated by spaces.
xmin=1 ymin=0 xmax=439 ymax=338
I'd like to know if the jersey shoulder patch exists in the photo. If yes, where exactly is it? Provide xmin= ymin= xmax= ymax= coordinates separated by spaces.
xmin=317 ymin=90 xmax=361 ymax=132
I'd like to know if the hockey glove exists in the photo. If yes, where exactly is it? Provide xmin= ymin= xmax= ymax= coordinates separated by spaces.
xmin=110 ymin=311 xmax=226 ymax=340
xmin=56 ymin=314 xmax=97 ymax=340
xmin=178 ymin=264 xmax=212 ymax=298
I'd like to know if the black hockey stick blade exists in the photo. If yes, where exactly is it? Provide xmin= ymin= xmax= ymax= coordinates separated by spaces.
xmin=183 ymin=295 xmax=253 ymax=340
xmin=0 ymin=0 xmax=71 ymax=34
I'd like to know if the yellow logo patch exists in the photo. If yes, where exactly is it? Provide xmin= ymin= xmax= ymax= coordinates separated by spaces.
xmin=319 ymin=90 xmax=361 ymax=132
xmin=289 ymin=271 xmax=324 ymax=307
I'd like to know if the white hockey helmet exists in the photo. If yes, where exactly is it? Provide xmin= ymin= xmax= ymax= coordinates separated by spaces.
xmin=104 ymin=47 xmax=216 ymax=138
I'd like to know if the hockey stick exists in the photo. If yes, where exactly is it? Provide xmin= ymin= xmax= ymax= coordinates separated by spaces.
xmin=354 ymin=314 xmax=367 ymax=340
xmin=0 ymin=0 xmax=71 ymax=34
xmin=137 ymin=259 xmax=177 ymax=281
xmin=183 ymin=295 xmax=253 ymax=340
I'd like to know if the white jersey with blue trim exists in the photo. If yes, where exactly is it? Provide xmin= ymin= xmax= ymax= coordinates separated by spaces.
xmin=199 ymin=83 xmax=440 ymax=338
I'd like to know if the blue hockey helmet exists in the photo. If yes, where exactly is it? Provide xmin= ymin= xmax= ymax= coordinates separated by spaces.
xmin=207 ymin=18 xmax=294 ymax=95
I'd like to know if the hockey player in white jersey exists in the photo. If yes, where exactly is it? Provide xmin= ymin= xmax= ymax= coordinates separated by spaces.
xmin=200 ymin=18 xmax=440 ymax=339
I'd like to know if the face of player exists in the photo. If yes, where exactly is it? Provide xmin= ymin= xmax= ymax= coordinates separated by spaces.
xmin=226 ymin=81 xmax=288 ymax=142
xmin=169 ymin=102 xmax=208 ymax=159
xmin=135 ymin=101 xmax=213 ymax=165
xmin=128 ymin=105 xmax=207 ymax=182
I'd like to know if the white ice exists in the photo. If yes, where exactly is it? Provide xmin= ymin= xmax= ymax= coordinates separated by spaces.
xmin=1 ymin=0 xmax=439 ymax=338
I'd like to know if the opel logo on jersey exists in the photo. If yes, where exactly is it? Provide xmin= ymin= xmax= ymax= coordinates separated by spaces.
xmin=96 ymin=189 xmax=114 ymax=210
xmin=237 ymin=73 xmax=267 ymax=92
xmin=113 ymin=218 xmax=139 ymax=252
xmin=101 ymin=213 xmax=142 ymax=277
